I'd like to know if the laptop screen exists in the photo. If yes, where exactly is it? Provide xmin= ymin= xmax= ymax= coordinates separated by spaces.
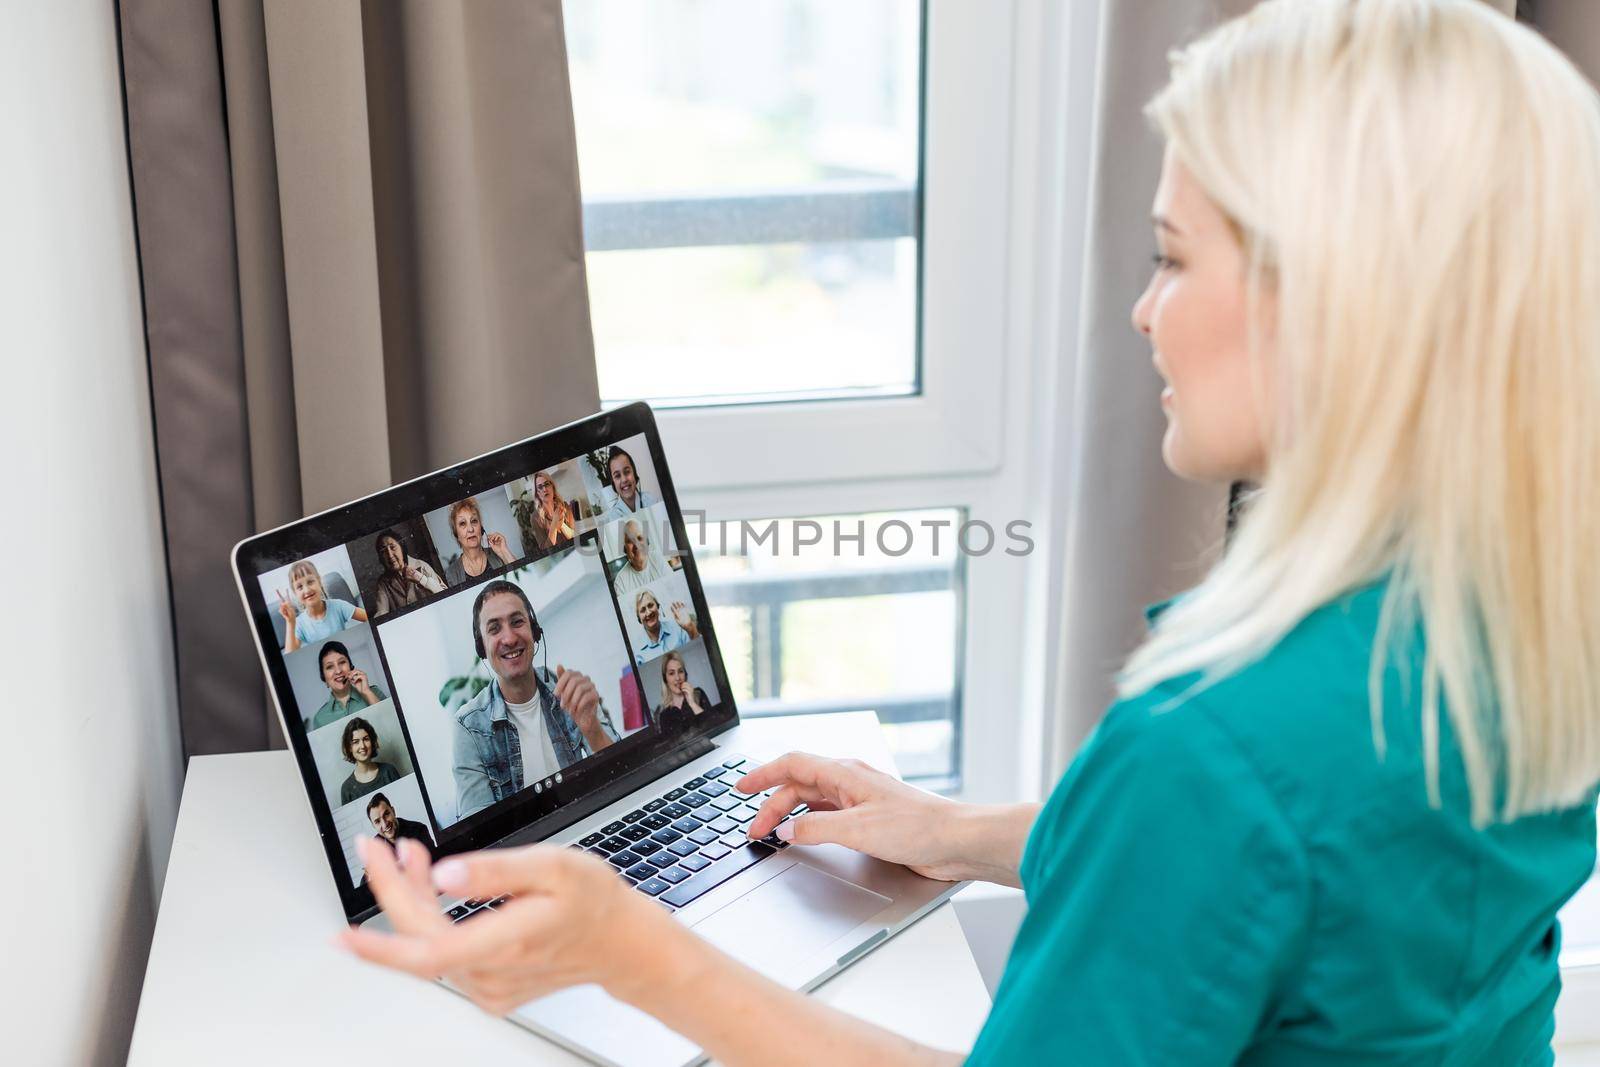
xmin=233 ymin=405 xmax=734 ymax=916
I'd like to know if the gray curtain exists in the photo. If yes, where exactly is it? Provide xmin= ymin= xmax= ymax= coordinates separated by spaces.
xmin=119 ymin=0 xmax=598 ymax=756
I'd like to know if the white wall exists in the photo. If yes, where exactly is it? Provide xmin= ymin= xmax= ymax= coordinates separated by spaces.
xmin=1 ymin=4 xmax=185 ymax=1065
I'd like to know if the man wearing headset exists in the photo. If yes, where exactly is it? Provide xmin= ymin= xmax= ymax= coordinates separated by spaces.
xmin=451 ymin=579 xmax=619 ymax=820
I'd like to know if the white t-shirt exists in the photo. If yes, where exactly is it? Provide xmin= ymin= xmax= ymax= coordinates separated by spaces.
xmin=505 ymin=692 xmax=561 ymax=785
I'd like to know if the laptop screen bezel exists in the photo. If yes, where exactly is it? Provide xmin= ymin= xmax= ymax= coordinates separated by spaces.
xmin=231 ymin=402 xmax=740 ymax=922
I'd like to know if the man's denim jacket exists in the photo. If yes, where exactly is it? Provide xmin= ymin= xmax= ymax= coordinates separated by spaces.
xmin=451 ymin=667 xmax=619 ymax=820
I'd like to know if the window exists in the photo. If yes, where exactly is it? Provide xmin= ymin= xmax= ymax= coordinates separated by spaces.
xmin=691 ymin=509 xmax=965 ymax=786
xmin=563 ymin=0 xmax=1046 ymax=804
xmin=564 ymin=0 xmax=923 ymax=408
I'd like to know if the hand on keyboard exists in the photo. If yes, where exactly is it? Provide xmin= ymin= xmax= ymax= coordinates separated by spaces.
xmin=739 ymin=752 xmax=1035 ymax=885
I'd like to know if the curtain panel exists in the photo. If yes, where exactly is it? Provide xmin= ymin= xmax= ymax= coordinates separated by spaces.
xmin=119 ymin=0 xmax=599 ymax=756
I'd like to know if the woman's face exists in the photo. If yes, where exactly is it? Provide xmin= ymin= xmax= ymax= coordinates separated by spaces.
xmin=349 ymin=728 xmax=373 ymax=762
xmin=378 ymin=537 xmax=405 ymax=572
xmin=321 ymin=652 xmax=353 ymax=693
xmin=636 ymin=594 xmax=660 ymax=632
xmin=454 ymin=507 xmax=482 ymax=549
xmin=536 ymin=475 xmax=556 ymax=505
xmin=292 ymin=570 xmax=325 ymax=608
xmin=664 ymin=659 xmax=687 ymax=693
xmin=1131 ymin=148 xmax=1272 ymax=484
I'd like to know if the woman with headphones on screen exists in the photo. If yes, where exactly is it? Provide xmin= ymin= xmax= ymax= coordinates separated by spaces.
xmin=342 ymin=3 xmax=1600 ymax=1063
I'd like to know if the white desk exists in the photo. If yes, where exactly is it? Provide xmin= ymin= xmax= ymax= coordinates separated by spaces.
xmin=128 ymin=712 xmax=992 ymax=1066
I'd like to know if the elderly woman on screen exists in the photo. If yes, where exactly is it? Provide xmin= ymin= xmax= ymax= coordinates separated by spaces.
xmin=443 ymin=496 xmax=515 ymax=586
xmin=342 ymin=4 xmax=1600 ymax=1064
xmin=371 ymin=530 xmax=445 ymax=615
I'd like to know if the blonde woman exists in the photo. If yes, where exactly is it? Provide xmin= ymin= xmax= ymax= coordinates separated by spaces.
xmin=528 ymin=470 xmax=576 ymax=551
xmin=276 ymin=558 xmax=366 ymax=653
xmin=653 ymin=650 xmax=709 ymax=732
xmin=343 ymin=3 xmax=1600 ymax=1063
xmin=442 ymin=496 xmax=515 ymax=586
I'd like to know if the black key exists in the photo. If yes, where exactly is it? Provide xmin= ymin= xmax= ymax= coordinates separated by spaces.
xmin=660 ymin=842 xmax=776 ymax=907
xmin=585 ymin=847 xmax=608 ymax=859
xmin=598 ymin=836 xmax=630 ymax=854
xmin=619 ymin=872 xmax=639 ymax=885
xmin=701 ymin=766 xmax=727 ymax=779
xmin=641 ymin=813 xmax=672 ymax=831
xmin=622 ymin=809 xmax=648 ymax=823
xmin=759 ymin=832 xmax=789 ymax=850
xmin=578 ymin=832 xmax=605 ymax=848
xmin=651 ymin=828 xmax=683 ymax=845
xmin=671 ymin=817 xmax=701 ymax=835
xmin=446 ymin=904 xmax=472 ymax=920
xmin=601 ymin=821 xmax=625 ymax=835
xmin=454 ymin=906 xmax=492 ymax=922
xmin=625 ymin=862 xmax=658 ymax=880
xmin=632 ymin=839 xmax=663 ymax=857
xmin=688 ymin=828 xmax=719 ymax=845
xmin=683 ymin=776 xmax=707 ymax=790
xmin=680 ymin=792 xmax=710 ymax=808
xmin=643 ymin=799 xmax=667 ymax=812
xmin=661 ymin=803 xmax=691 ymax=819
xmin=620 ymin=825 xmax=651 ymax=842
xmin=608 ymin=850 xmax=641 ymax=868
xmin=721 ymin=755 xmax=745 ymax=768
xmin=680 ymin=853 xmax=712 ymax=872
xmin=657 ymin=866 xmax=692 ymax=884
xmin=465 ymin=897 xmax=489 ymax=907
xmin=636 ymin=878 xmax=671 ymax=897
xmin=700 ymin=781 xmax=730 ymax=797
xmin=667 ymin=838 xmax=700 ymax=857
xmin=663 ymin=788 xmax=686 ymax=801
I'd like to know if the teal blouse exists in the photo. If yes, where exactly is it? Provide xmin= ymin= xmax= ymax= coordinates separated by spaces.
xmin=967 ymin=582 xmax=1598 ymax=1065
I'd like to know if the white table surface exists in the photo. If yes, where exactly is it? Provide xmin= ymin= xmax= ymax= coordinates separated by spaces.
xmin=128 ymin=712 xmax=992 ymax=1066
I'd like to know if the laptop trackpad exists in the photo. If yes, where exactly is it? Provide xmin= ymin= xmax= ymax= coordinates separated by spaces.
xmin=688 ymin=864 xmax=892 ymax=977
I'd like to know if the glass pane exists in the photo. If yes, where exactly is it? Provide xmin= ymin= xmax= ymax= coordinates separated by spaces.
xmin=588 ymin=239 xmax=916 ymax=405
xmin=694 ymin=509 xmax=964 ymax=785
xmin=563 ymin=0 xmax=924 ymax=408
xmin=1560 ymin=814 xmax=1600 ymax=968
xmin=564 ymin=0 xmax=921 ymax=196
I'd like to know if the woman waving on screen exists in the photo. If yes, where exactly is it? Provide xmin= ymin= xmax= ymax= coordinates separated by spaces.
xmin=342 ymin=4 xmax=1600 ymax=1063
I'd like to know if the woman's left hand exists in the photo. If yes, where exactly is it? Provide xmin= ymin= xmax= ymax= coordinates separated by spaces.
xmin=341 ymin=837 xmax=661 ymax=1015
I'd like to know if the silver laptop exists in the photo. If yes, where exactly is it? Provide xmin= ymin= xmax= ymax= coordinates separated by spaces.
xmin=232 ymin=402 xmax=960 ymax=1067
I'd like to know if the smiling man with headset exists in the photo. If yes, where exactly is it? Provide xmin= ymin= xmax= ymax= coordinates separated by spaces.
xmin=451 ymin=579 xmax=619 ymax=820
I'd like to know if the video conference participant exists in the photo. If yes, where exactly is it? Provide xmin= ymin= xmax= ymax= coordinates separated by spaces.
xmin=452 ymin=579 xmax=619 ymax=820
xmin=276 ymin=558 xmax=367 ymax=653
xmin=527 ymin=471 xmax=577 ymax=551
xmin=654 ymin=650 xmax=710 ymax=732
xmin=603 ymin=446 xmax=656 ymax=521
xmin=309 ymin=640 xmax=388 ymax=730
xmin=633 ymin=589 xmax=697 ymax=660
xmin=372 ymin=529 xmax=445 ymax=615
xmin=365 ymin=793 xmax=435 ymax=856
xmin=443 ymin=497 xmax=516 ymax=586
xmin=339 ymin=715 xmax=403 ymax=805
xmin=611 ymin=519 xmax=669 ymax=595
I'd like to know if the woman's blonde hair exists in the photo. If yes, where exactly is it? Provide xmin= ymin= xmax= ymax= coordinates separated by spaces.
xmin=1124 ymin=0 xmax=1600 ymax=824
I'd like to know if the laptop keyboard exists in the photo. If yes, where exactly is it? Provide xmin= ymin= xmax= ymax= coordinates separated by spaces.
xmin=446 ymin=754 xmax=794 ymax=921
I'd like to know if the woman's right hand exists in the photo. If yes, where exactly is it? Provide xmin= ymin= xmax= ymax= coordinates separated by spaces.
xmin=739 ymin=752 xmax=1037 ymax=887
